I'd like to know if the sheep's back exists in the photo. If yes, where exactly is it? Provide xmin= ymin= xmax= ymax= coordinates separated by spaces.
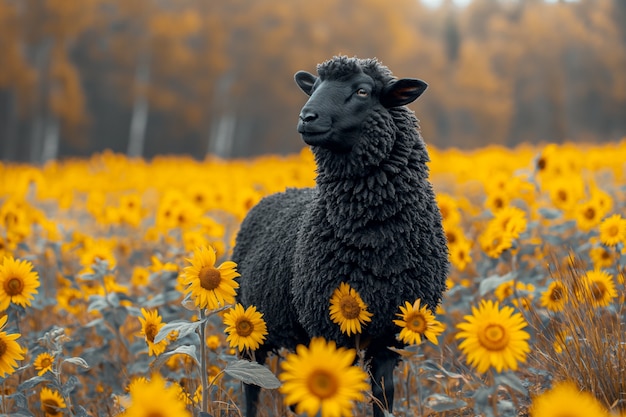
xmin=232 ymin=187 xmax=315 ymax=350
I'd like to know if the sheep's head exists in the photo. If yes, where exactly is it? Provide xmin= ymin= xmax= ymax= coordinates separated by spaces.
xmin=295 ymin=56 xmax=427 ymax=153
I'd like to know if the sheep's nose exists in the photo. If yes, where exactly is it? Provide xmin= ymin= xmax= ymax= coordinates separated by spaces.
xmin=299 ymin=110 xmax=318 ymax=123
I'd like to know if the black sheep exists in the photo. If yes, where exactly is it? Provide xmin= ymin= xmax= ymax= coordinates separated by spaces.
xmin=232 ymin=56 xmax=449 ymax=417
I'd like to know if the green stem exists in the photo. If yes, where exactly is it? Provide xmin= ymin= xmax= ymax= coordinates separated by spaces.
xmin=2 ymin=379 xmax=6 ymax=414
xmin=489 ymin=370 xmax=498 ymax=417
xmin=56 ymin=360 xmax=75 ymax=417
xmin=199 ymin=308 xmax=209 ymax=414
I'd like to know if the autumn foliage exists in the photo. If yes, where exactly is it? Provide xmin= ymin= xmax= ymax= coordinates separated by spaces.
xmin=0 ymin=0 xmax=625 ymax=160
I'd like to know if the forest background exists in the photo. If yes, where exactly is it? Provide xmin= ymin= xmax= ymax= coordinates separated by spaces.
xmin=0 ymin=0 xmax=625 ymax=162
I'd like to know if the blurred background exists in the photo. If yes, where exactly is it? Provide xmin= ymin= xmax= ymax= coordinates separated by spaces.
xmin=0 ymin=0 xmax=625 ymax=162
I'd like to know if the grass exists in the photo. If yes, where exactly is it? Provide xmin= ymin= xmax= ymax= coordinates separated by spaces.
xmin=0 ymin=141 xmax=625 ymax=416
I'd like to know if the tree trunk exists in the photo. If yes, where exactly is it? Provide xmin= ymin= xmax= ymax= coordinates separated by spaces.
xmin=29 ymin=39 xmax=53 ymax=164
xmin=127 ymin=51 xmax=151 ymax=158
xmin=41 ymin=114 xmax=59 ymax=162
xmin=210 ymin=112 xmax=236 ymax=158
xmin=206 ymin=73 xmax=235 ymax=157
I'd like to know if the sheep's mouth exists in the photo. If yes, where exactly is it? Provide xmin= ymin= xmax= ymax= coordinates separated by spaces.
xmin=301 ymin=132 xmax=353 ymax=153
xmin=300 ymin=130 xmax=332 ymax=145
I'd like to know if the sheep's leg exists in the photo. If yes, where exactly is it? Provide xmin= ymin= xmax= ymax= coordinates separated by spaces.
xmin=370 ymin=349 xmax=399 ymax=417
xmin=242 ymin=349 xmax=268 ymax=417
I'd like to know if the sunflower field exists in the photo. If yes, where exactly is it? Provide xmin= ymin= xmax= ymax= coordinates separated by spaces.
xmin=0 ymin=141 xmax=625 ymax=417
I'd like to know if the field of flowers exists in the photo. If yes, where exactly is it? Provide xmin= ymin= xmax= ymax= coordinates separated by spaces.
xmin=0 ymin=141 xmax=625 ymax=417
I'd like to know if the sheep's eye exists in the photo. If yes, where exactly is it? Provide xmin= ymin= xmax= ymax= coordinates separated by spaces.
xmin=356 ymin=88 xmax=368 ymax=97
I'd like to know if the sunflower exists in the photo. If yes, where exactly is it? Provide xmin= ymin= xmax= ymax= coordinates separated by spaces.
xmin=172 ymin=381 xmax=193 ymax=405
xmin=436 ymin=193 xmax=462 ymax=226
xmin=0 ymin=256 xmax=40 ymax=311
xmin=138 ymin=308 xmax=168 ymax=356
xmin=574 ymin=199 xmax=604 ymax=232
xmin=149 ymin=255 xmax=179 ymax=273
xmin=546 ymin=177 xmax=584 ymax=212
xmin=0 ymin=314 xmax=25 ymax=377
xmin=206 ymin=334 xmax=221 ymax=350
xmin=124 ymin=373 xmax=191 ymax=417
xmin=118 ymin=194 xmax=143 ymax=227
xmin=495 ymin=281 xmax=535 ymax=305
xmin=40 ymin=387 xmax=67 ymax=417
xmin=393 ymin=299 xmax=444 ymax=346
xmin=443 ymin=223 xmax=463 ymax=246
xmin=55 ymin=286 xmax=85 ymax=316
xmin=131 ymin=266 xmax=151 ymax=288
xmin=529 ymin=380 xmax=610 ymax=417
xmin=492 ymin=206 xmax=527 ymax=238
xmin=181 ymin=245 xmax=239 ymax=310
xmin=485 ymin=191 xmax=509 ymax=213
xmin=328 ymin=282 xmax=373 ymax=336
xmin=223 ymin=303 xmax=268 ymax=352
xmin=34 ymin=352 xmax=55 ymax=376
xmin=599 ymin=214 xmax=626 ymax=247
xmin=479 ymin=227 xmax=514 ymax=258
xmin=78 ymin=241 xmax=117 ymax=275
xmin=126 ymin=376 xmax=149 ymax=393
xmin=449 ymin=238 xmax=472 ymax=271
xmin=582 ymin=269 xmax=616 ymax=307
xmin=455 ymin=300 xmax=530 ymax=373
xmin=589 ymin=246 xmax=614 ymax=269
xmin=540 ymin=281 xmax=567 ymax=312
xmin=279 ymin=337 xmax=370 ymax=417
xmin=0 ymin=236 xmax=10 ymax=260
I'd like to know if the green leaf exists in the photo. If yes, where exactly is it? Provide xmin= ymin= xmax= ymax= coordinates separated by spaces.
xmin=63 ymin=357 xmax=90 ymax=369
xmin=154 ymin=319 xmax=204 ymax=343
xmin=419 ymin=360 xmax=465 ymax=379
xmin=425 ymin=393 xmax=467 ymax=412
xmin=472 ymin=386 xmax=497 ymax=417
xmin=224 ymin=360 xmax=281 ymax=389
xmin=478 ymin=272 xmax=515 ymax=296
xmin=18 ymin=376 xmax=49 ymax=392
xmin=151 ymin=345 xmax=200 ymax=371
xmin=494 ymin=372 xmax=528 ymax=395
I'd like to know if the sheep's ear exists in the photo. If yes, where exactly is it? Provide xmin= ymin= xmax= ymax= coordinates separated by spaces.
xmin=294 ymin=71 xmax=317 ymax=96
xmin=380 ymin=78 xmax=428 ymax=108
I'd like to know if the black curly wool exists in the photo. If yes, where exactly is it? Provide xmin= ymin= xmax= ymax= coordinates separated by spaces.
xmin=233 ymin=56 xmax=449 ymax=355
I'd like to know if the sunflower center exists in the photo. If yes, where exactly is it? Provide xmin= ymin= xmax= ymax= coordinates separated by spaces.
xmin=40 ymin=357 xmax=53 ymax=369
xmin=607 ymin=224 xmax=619 ymax=237
xmin=446 ymin=231 xmax=457 ymax=244
xmin=146 ymin=413 xmax=166 ymax=417
xmin=307 ymin=369 xmax=339 ymax=399
xmin=236 ymin=318 xmax=254 ymax=337
xmin=550 ymin=286 xmax=564 ymax=302
xmin=406 ymin=312 xmax=427 ymax=333
xmin=145 ymin=323 xmax=158 ymax=343
xmin=537 ymin=157 xmax=546 ymax=170
xmin=557 ymin=190 xmax=568 ymax=202
xmin=584 ymin=207 xmax=596 ymax=220
xmin=501 ymin=285 xmax=513 ymax=298
xmin=42 ymin=399 xmax=62 ymax=416
xmin=199 ymin=266 xmax=221 ymax=290
xmin=589 ymin=282 xmax=606 ymax=301
xmin=339 ymin=296 xmax=361 ymax=319
xmin=478 ymin=323 xmax=510 ymax=351
xmin=4 ymin=277 xmax=24 ymax=296
xmin=0 ymin=339 xmax=6 ymax=356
